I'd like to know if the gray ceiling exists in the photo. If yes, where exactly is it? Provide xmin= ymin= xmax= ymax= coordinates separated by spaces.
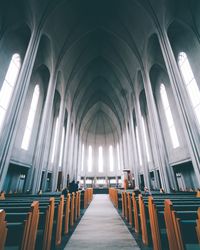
xmin=2 ymin=0 xmax=196 ymax=141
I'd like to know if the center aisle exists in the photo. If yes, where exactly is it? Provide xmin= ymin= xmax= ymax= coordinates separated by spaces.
xmin=64 ymin=194 xmax=140 ymax=250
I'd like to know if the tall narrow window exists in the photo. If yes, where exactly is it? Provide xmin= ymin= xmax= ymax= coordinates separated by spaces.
xmin=81 ymin=144 xmax=84 ymax=171
xmin=141 ymin=117 xmax=150 ymax=162
xmin=109 ymin=145 xmax=114 ymax=172
xmin=117 ymin=143 xmax=120 ymax=170
xmin=51 ymin=117 xmax=59 ymax=163
xmin=0 ymin=53 xmax=21 ymax=133
xmin=98 ymin=146 xmax=103 ymax=172
xmin=178 ymin=52 xmax=200 ymax=126
xmin=88 ymin=145 xmax=92 ymax=172
xmin=58 ymin=127 xmax=65 ymax=167
xmin=21 ymin=85 xmax=40 ymax=150
xmin=136 ymin=126 xmax=142 ymax=165
xmin=160 ymin=84 xmax=180 ymax=148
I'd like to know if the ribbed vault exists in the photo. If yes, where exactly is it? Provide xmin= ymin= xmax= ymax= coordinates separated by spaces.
xmin=30 ymin=0 xmax=159 ymax=159
xmin=15 ymin=0 xmax=170 ymax=169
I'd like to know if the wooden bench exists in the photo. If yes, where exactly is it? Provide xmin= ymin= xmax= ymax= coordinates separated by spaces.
xmin=109 ymin=188 xmax=118 ymax=208
xmin=1 ymin=194 xmax=69 ymax=250
xmin=0 ymin=209 xmax=7 ymax=250
xmin=4 ymin=201 xmax=40 ymax=250
xmin=64 ymin=193 xmax=71 ymax=235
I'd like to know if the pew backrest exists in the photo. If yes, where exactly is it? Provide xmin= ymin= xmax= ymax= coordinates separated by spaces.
xmin=0 ymin=209 xmax=7 ymax=250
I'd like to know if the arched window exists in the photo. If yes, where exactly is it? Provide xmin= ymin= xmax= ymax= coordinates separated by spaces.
xmin=58 ymin=127 xmax=65 ymax=167
xmin=98 ymin=146 xmax=103 ymax=172
xmin=0 ymin=53 xmax=21 ymax=133
xmin=141 ymin=117 xmax=150 ymax=162
xmin=117 ymin=143 xmax=120 ymax=170
xmin=81 ymin=144 xmax=85 ymax=171
xmin=178 ymin=52 xmax=200 ymax=126
xmin=88 ymin=145 xmax=92 ymax=172
xmin=160 ymin=83 xmax=180 ymax=148
xmin=51 ymin=117 xmax=59 ymax=163
xmin=21 ymin=84 xmax=40 ymax=150
xmin=136 ymin=126 xmax=142 ymax=165
xmin=109 ymin=145 xmax=114 ymax=172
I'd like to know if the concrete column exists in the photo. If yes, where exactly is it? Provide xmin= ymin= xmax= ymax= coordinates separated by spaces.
xmin=0 ymin=29 xmax=41 ymax=191
xmin=72 ymin=133 xmax=79 ymax=180
xmin=144 ymin=0 xmax=200 ymax=187
xmin=29 ymin=105 xmax=54 ymax=192
xmin=119 ymin=139 xmax=124 ymax=170
xmin=143 ymin=71 xmax=175 ymax=192
xmin=129 ymin=110 xmax=139 ymax=187
xmin=135 ymin=96 xmax=150 ymax=189
xmin=76 ymin=137 xmax=82 ymax=179
xmin=125 ymin=122 xmax=132 ymax=169
xmin=122 ymin=129 xmax=129 ymax=169
xmin=62 ymin=112 xmax=71 ymax=187
xmin=68 ymin=124 xmax=75 ymax=181
xmin=158 ymin=30 xmax=200 ymax=186
xmin=51 ymin=97 xmax=65 ymax=191
xmin=30 ymin=69 xmax=57 ymax=193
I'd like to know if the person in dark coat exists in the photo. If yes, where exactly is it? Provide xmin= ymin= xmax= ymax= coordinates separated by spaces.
xmin=69 ymin=180 xmax=75 ymax=193
xmin=62 ymin=187 xmax=68 ymax=197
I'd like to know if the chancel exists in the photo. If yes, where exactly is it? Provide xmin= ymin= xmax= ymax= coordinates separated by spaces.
xmin=0 ymin=0 xmax=200 ymax=249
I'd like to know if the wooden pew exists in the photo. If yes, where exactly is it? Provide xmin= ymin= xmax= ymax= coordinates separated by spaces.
xmin=109 ymin=188 xmax=118 ymax=208
xmin=148 ymin=196 xmax=162 ymax=250
xmin=42 ymin=197 xmax=55 ymax=250
xmin=75 ymin=191 xmax=79 ymax=222
xmin=64 ymin=193 xmax=71 ymax=235
xmin=0 ymin=209 xmax=7 ymax=250
xmin=112 ymin=191 xmax=200 ymax=250
xmin=147 ymin=196 xmax=200 ymax=250
xmin=121 ymin=191 xmax=125 ymax=218
xmin=121 ymin=192 xmax=127 ymax=219
xmin=84 ymin=189 xmax=88 ymax=209
xmin=4 ymin=201 xmax=42 ymax=250
xmin=55 ymin=195 xmax=64 ymax=246
xmin=78 ymin=191 xmax=81 ymax=218
xmin=132 ymin=193 xmax=140 ymax=233
xmin=70 ymin=192 xmax=75 ymax=227
xmin=1 ymin=195 xmax=66 ymax=250
xmin=1 ymin=192 xmax=82 ymax=249
xmin=83 ymin=188 xmax=93 ymax=209
xmin=164 ymin=199 xmax=200 ymax=250
xmin=127 ymin=192 xmax=133 ymax=226
xmin=0 ymin=192 xmax=5 ymax=200
xmin=138 ymin=194 xmax=149 ymax=245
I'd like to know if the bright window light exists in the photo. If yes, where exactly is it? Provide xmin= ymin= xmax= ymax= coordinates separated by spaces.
xmin=59 ymin=127 xmax=65 ymax=167
xmin=178 ymin=52 xmax=200 ymax=127
xmin=21 ymin=85 xmax=40 ymax=150
xmin=88 ymin=145 xmax=92 ymax=172
xmin=51 ymin=117 xmax=59 ymax=163
xmin=160 ymin=83 xmax=180 ymax=148
xmin=109 ymin=145 xmax=114 ymax=172
xmin=98 ymin=146 xmax=103 ymax=172
xmin=117 ymin=143 xmax=120 ymax=170
xmin=110 ymin=179 xmax=116 ymax=184
xmin=86 ymin=179 xmax=92 ymax=184
xmin=142 ymin=117 xmax=150 ymax=162
xmin=0 ymin=54 xmax=21 ymax=133
xmin=96 ymin=179 xmax=105 ymax=185
xmin=81 ymin=144 xmax=84 ymax=171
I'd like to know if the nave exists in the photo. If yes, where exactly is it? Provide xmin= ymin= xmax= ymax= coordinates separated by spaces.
xmin=1 ymin=0 xmax=200 ymax=249
xmin=64 ymin=194 xmax=140 ymax=250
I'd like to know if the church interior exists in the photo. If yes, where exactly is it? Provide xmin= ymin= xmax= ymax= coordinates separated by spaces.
xmin=1 ymin=0 xmax=200 ymax=249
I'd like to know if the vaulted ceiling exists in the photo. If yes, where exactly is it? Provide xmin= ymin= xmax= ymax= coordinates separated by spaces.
xmin=41 ymin=0 xmax=155 ymax=140
xmin=2 ymin=0 xmax=191 ymax=141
